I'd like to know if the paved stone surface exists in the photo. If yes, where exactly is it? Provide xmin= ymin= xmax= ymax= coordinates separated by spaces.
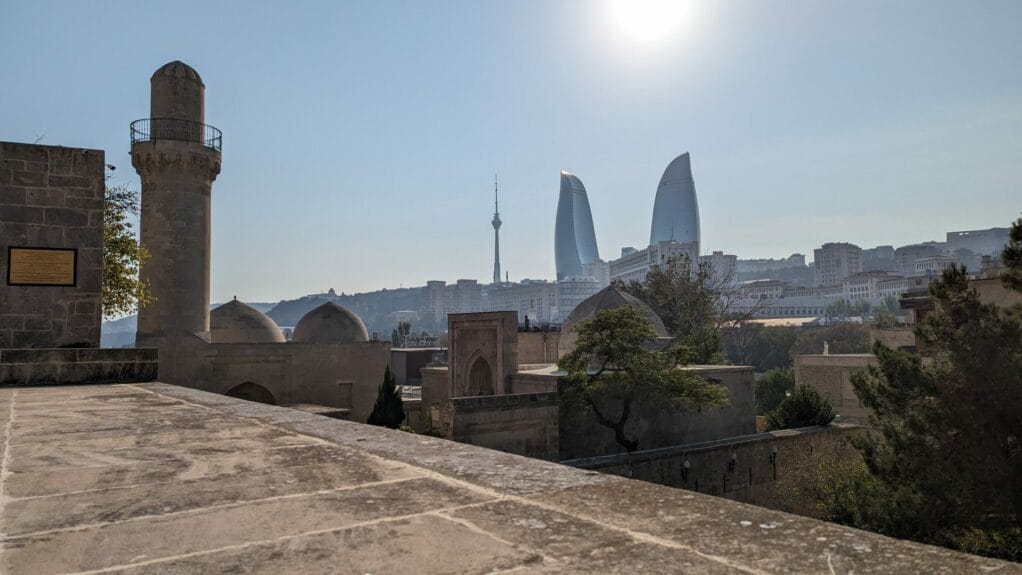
xmin=0 ymin=383 xmax=1019 ymax=574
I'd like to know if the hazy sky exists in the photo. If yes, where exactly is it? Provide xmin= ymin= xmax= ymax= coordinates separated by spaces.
xmin=3 ymin=1 xmax=1020 ymax=302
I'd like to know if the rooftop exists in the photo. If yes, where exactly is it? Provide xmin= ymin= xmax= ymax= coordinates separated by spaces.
xmin=0 ymin=383 xmax=1015 ymax=573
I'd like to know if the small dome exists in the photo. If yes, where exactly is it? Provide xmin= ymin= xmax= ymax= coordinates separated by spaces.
xmin=558 ymin=285 xmax=668 ymax=357
xmin=152 ymin=60 xmax=204 ymax=86
xmin=292 ymin=302 xmax=369 ymax=344
xmin=211 ymin=299 xmax=285 ymax=344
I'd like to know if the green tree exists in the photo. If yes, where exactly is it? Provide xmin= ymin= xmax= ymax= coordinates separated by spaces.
xmin=723 ymin=324 xmax=797 ymax=372
xmin=102 ymin=183 xmax=151 ymax=319
xmin=825 ymin=298 xmax=851 ymax=319
xmin=558 ymin=306 xmax=729 ymax=452
xmin=366 ymin=365 xmax=405 ymax=429
xmin=621 ymin=255 xmax=743 ymax=364
xmin=765 ymin=383 xmax=835 ymax=431
xmin=390 ymin=321 xmax=411 ymax=347
xmin=754 ymin=367 xmax=795 ymax=415
xmin=1002 ymin=217 xmax=1022 ymax=292
xmin=845 ymin=261 xmax=1022 ymax=560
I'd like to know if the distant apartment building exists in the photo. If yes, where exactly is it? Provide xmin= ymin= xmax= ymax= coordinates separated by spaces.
xmin=914 ymin=255 xmax=956 ymax=275
xmin=861 ymin=245 xmax=896 ymax=272
xmin=894 ymin=242 xmax=942 ymax=275
xmin=420 ymin=279 xmax=484 ymax=326
xmin=946 ymin=228 xmax=1010 ymax=256
xmin=732 ymin=272 xmax=931 ymax=319
xmin=813 ymin=243 xmax=862 ymax=287
xmin=843 ymin=271 xmax=902 ymax=300
xmin=609 ymin=240 xmax=699 ymax=285
xmin=486 ymin=280 xmax=558 ymax=324
xmin=736 ymin=254 xmax=805 ymax=275
xmin=699 ymin=251 xmax=739 ymax=287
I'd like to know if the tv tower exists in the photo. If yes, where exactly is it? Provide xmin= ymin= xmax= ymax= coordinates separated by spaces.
xmin=492 ymin=174 xmax=502 ymax=285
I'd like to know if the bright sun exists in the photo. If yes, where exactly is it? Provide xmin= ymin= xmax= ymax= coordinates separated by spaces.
xmin=608 ymin=0 xmax=688 ymax=43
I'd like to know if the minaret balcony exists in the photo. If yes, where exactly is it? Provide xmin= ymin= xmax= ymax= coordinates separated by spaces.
xmin=130 ymin=118 xmax=222 ymax=152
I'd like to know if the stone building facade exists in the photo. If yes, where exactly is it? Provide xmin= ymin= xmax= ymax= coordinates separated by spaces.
xmin=0 ymin=142 xmax=104 ymax=348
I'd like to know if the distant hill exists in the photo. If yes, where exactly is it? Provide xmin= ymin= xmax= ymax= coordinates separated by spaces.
xmin=101 ymin=302 xmax=279 ymax=348
xmin=267 ymin=288 xmax=424 ymax=335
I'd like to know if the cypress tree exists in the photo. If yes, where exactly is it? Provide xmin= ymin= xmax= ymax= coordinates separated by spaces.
xmin=367 ymin=366 xmax=405 ymax=429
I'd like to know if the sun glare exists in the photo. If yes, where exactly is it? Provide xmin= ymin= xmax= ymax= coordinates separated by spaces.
xmin=608 ymin=0 xmax=688 ymax=43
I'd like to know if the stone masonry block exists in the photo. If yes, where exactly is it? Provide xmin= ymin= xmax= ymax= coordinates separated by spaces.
xmin=62 ymin=196 xmax=103 ymax=210
xmin=44 ymin=207 xmax=89 ymax=227
xmin=1 ymin=143 xmax=48 ymax=163
xmin=3 ymin=206 xmax=44 ymax=224
xmin=26 ymin=225 xmax=65 ymax=245
xmin=0 ymin=187 xmax=26 ymax=205
xmin=0 ymin=222 xmax=28 ymax=243
xmin=2 ymin=159 xmax=26 ymax=171
xmin=23 ymin=316 xmax=49 ymax=331
xmin=73 ymin=150 xmax=103 ymax=176
xmin=11 ymin=171 xmax=46 ymax=187
xmin=25 ymin=188 xmax=66 ymax=207
xmin=48 ymin=175 xmax=93 ymax=188
xmin=48 ymin=148 xmax=75 ymax=175
xmin=63 ymin=227 xmax=101 ymax=246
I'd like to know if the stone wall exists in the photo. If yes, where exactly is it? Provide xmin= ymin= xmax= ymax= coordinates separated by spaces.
xmin=558 ymin=365 xmax=757 ymax=460
xmin=0 ymin=348 xmax=157 ymax=385
xmin=154 ymin=336 xmax=390 ymax=422
xmin=566 ymin=424 xmax=864 ymax=509
xmin=516 ymin=331 xmax=559 ymax=364
xmin=793 ymin=354 xmax=875 ymax=423
xmin=446 ymin=392 xmax=559 ymax=461
xmin=0 ymin=142 xmax=104 ymax=348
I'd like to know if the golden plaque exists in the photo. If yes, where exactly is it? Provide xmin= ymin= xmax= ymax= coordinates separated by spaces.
xmin=7 ymin=247 xmax=77 ymax=287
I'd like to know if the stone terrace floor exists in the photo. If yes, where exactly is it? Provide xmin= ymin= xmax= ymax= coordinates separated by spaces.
xmin=0 ymin=383 xmax=1018 ymax=574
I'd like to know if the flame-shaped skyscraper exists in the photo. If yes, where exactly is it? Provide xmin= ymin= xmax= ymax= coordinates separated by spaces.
xmin=649 ymin=152 xmax=700 ymax=248
xmin=555 ymin=171 xmax=600 ymax=281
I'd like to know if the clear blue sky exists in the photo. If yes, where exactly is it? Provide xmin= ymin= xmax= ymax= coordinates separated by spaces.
xmin=3 ymin=1 xmax=1020 ymax=302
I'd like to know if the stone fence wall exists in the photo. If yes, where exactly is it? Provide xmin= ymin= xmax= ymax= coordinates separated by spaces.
xmin=0 ymin=348 xmax=157 ymax=385
xmin=444 ymin=392 xmax=559 ymax=461
xmin=564 ymin=423 xmax=864 ymax=509
xmin=1 ymin=142 xmax=105 ymax=348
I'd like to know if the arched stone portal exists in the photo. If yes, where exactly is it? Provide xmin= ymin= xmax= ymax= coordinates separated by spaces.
xmin=466 ymin=356 xmax=494 ymax=396
xmin=225 ymin=381 xmax=276 ymax=405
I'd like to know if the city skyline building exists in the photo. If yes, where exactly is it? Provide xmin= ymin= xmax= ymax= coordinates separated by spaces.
xmin=491 ymin=174 xmax=502 ymax=285
xmin=554 ymin=171 xmax=600 ymax=281
xmin=649 ymin=152 xmax=701 ymax=249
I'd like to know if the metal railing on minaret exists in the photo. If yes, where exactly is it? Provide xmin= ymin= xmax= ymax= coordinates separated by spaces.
xmin=492 ymin=174 xmax=502 ymax=285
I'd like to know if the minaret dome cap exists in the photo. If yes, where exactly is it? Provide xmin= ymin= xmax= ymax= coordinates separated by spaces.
xmin=151 ymin=61 xmax=204 ymax=86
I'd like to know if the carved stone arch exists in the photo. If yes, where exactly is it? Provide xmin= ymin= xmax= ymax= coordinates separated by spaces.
xmin=465 ymin=354 xmax=494 ymax=397
xmin=225 ymin=381 xmax=276 ymax=405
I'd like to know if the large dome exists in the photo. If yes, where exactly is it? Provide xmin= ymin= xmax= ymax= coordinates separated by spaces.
xmin=292 ymin=302 xmax=369 ymax=344
xmin=558 ymin=285 xmax=668 ymax=357
xmin=210 ymin=299 xmax=285 ymax=344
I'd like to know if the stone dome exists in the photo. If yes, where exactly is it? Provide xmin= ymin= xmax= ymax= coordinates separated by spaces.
xmin=152 ymin=60 xmax=204 ymax=85
xmin=210 ymin=299 xmax=285 ymax=344
xmin=558 ymin=285 xmax=668 ymax=357
xmin=292 ymin=302 xmax=369 ymax=344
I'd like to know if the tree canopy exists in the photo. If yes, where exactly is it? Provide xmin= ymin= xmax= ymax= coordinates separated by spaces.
xmin=102 ymin=184 xmax=151 ymax=319
xmin=764 ymin=383 xmax=835 ymax=431
xmin=846 ymin=261 xmax=1022 ymax=560
xmin=620 ymin=255 xmax=744 ymax=364
xmin=754 ymin=367 xmax=795 ymax=415
xmin=558 ymin=306 xmax=729 ymax=452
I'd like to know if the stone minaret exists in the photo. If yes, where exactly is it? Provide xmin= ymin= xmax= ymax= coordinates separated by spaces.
xmin=132 ymin=61 xmax=221 ymax=347
xmin=492 ymin=174 xmax=502 ymax=285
